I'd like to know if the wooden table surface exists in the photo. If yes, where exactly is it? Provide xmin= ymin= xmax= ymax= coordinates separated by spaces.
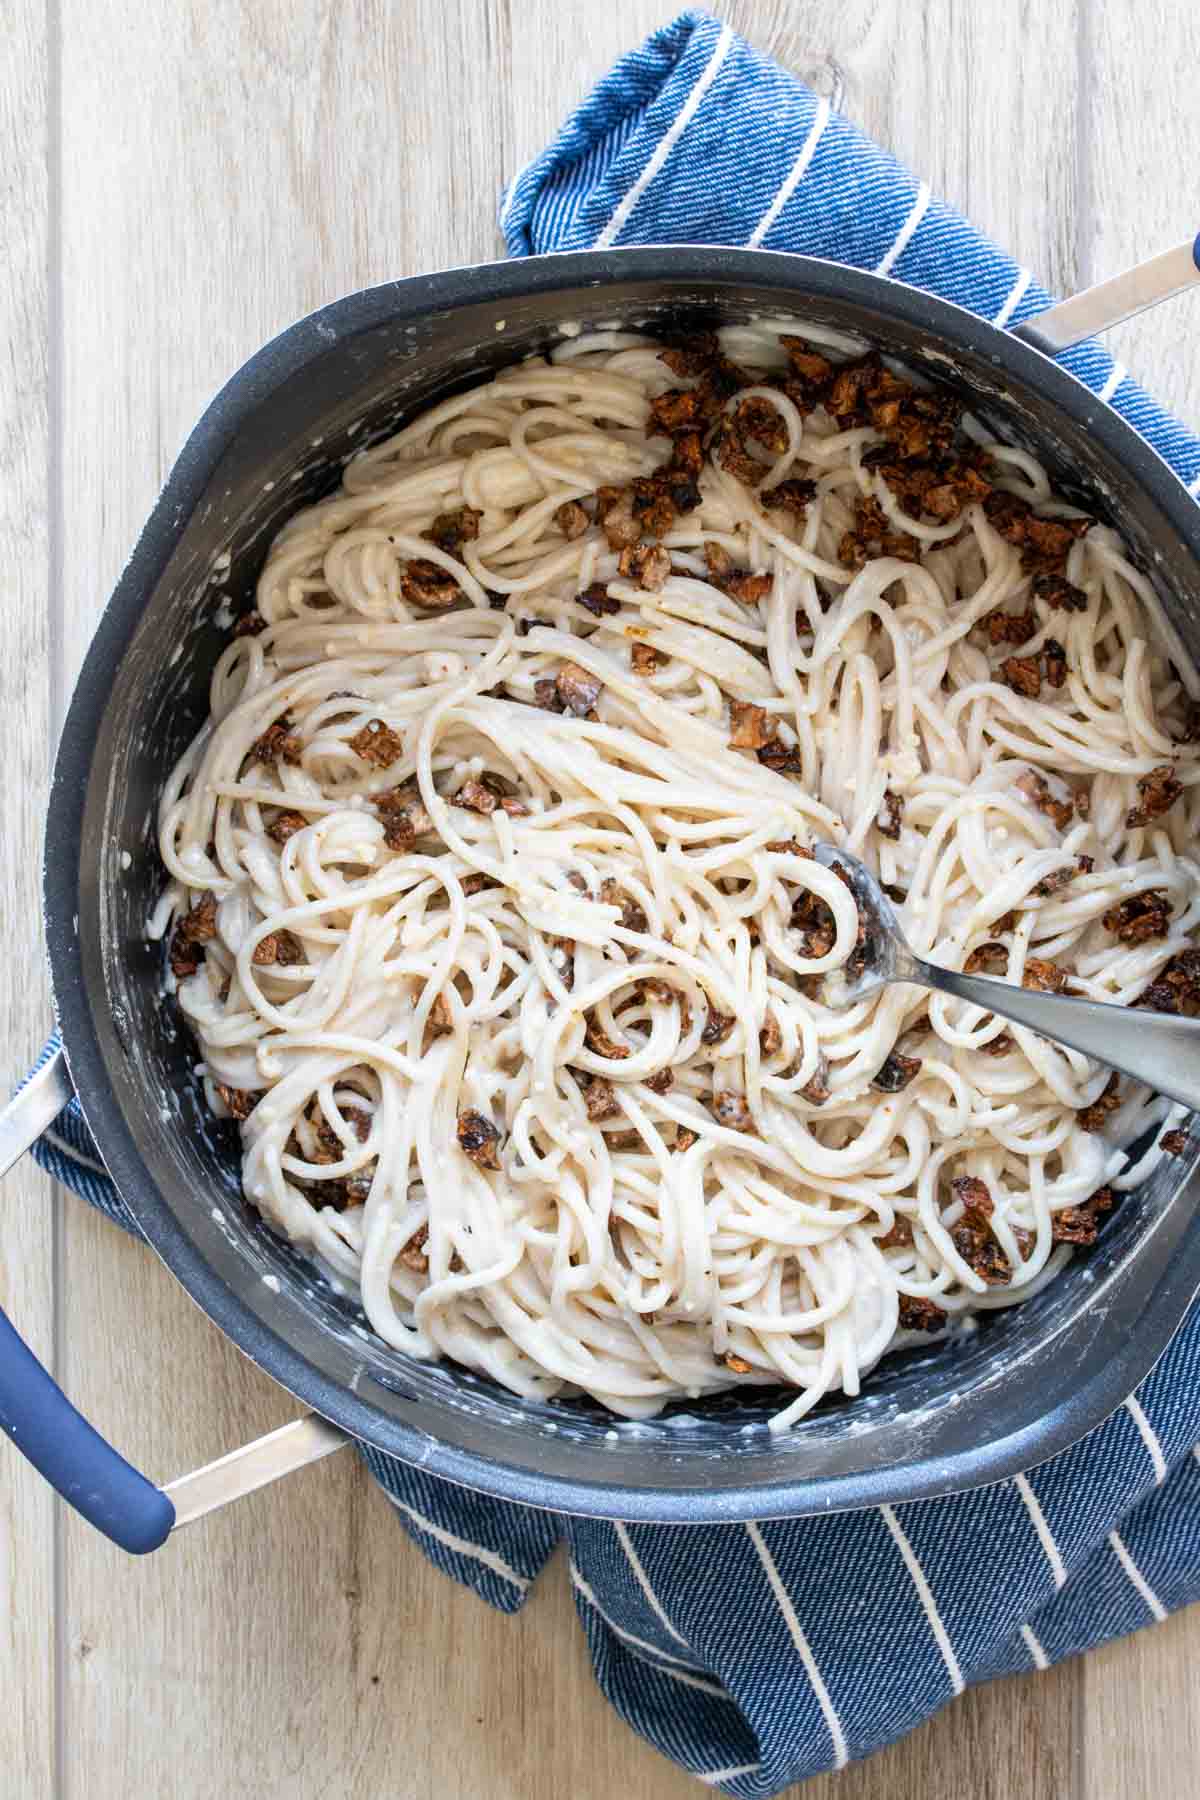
xmin=4 ymin=2 xmax=1200 ymax=1794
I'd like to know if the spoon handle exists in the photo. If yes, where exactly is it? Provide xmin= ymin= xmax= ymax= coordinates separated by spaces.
xmin=1011 ymin=235 xmax=1200 ymax=354
xmin=919 ymin=962 xmax=1200 ymax=1113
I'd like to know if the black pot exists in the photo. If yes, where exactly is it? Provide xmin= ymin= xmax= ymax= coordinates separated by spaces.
xmin=11 ymin=247 xmax=1200 ymax=1547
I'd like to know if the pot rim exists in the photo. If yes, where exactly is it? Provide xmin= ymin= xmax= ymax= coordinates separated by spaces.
xmin=44 ymin=245 xmax=1200 ymax=1521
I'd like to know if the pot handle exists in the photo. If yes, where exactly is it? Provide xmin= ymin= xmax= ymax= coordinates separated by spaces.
xmin=2 ymin=1046 xmax=350 ymax=1552
xmin=1011 ymin=234 xmax=1200 ymax=355
xmin=1 ymin=1048 xmax=176 ymax=1552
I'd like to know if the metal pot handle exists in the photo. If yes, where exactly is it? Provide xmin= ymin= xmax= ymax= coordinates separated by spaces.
xmin=1012 ymin=234 xmax=1200 ymax=354
xmin=1 ymin=1046 xmax=346 ymax=1552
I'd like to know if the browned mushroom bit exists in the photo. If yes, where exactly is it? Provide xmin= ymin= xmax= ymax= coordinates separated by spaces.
xmin=233 ymin=609 xmax=267 ymax=637
xmin=250 ymin=928 xmax=302 ymax=969
xmin=1077 ymin=1072 xmax=1121 ymax=1131
xmin=555 ymin=500 xmax=590 ymax=540
xmin=617 ymin=543 xmax=671 ymax=591
xmin=1137 ymin=947 xmax=1200 ymax=1015
xmin=644 ymin=1068 xmax=674 ymax=1095
xmin=789 ymin=886 xmax=837 ymax=959
xmin=700 ymin=541 xmax=773 ymax=604
xmin=964 ymin=941 xmax=1008 ymax=976
xmin=376 ymin=783 xmax=434 ymax=850
xmin=1032 ymin=856 xmax=1092 ymax=898
xmin=1102 ymin=890 xmax=1173 ymax=944
xmin=401 ymin=559 xmax=463 ymax=610
xmin=1161 ymin=1129 xmax=1191 ymax=1157
xmin=1126 ymin=764 xmax=1183 ymax=829
xmin=713 ymin=413 xmax=769 ymax=485
xmin=701 ymin=1008 xmax=736 ymax=1048
xmin=576 ymin=582 xmax=620 ymax=617
xmin=799 ymin=1056 xmax=831 ymax=1105
xmin=1001 ymin=655 xmax=1042 ymax=699
xmin=426 ymin=992 xmax=453 ymax=1037
xmin=758 ymin=1013 xmax=782 ymax=1058
xmin=877 ymin=1216 xmax=913 ymax=1249
xmin=267 ymin=809 xmax=308 ymax=846
xmin=757 ymin=738 xmax=804 ymax=776
xmin=426 ymin=506 xmax=482 ymax=554
xmin=349 ymin=719 xmax=404 ymax=767
xmin=581 ymin=1074 xmax=620 ymax=1122
xmin=1016 ymin=768 xmax=1075 ymax=831
xmin=170 ymin=891 xmax=219 ymax=978
xmin=631 ymin=642 xmax=666 ymax=676
xmin=985 ymin=607 xmax=1037 ymax=646
xmin=983 ymin=491 xmax=1090 ymax=573
xmin=399 ymin=1222 xmax=430 ymax=1273
xmin=595 ymin=486 xmax=640 ymax=551
xmin=598 ymin=878 xmax=648 ymax=934
xmin=249 ymin=717 xmax=302 ymax=766
xmin=457 ymin=1110 xmax=502 ymax=1169
xmin=728 ymin=701 xmax=773 ymax=750
xmin=872 ymin=1051 xmax=921 ymax=1092
xmin=584 ymin=1018 xmax=632 ymax=1061
xmin=1050 ymin=1184 xmax=1116 ymax=1246
xmin=555 ymin=662 xmax=603 ymax=717
xmin=949 ymin=1175 xmax=1011 ymax=1284
xmin=216 ymin=1083 xmax=257 ymax=1122
xmin=724 ymin=1352 xmax=753 ymax=1374
xmin=876 ymin=790 xmax=904 ymax=839
xmin=1033 ymin=573 xmax=1088 ymax=612
xmin=453 ymin=779 xmax=498 ymax=816
xmin=838 ymin=495 xmax=918 ymax=571
xmin=1022 ymin=958 xmax=1071 ymax=993
xmin=1042 ymin=639 xmax=1068 ymax=690
xmin=711 ymin=1090 xmax=753 ymax=1131
xmin=759 ymin=477 xmax=816 ymax=519
xmin=672 ymin=1126 xmax=699 ymax=1153
xmin=898 ymin=1296 xmax=947 ymax=1332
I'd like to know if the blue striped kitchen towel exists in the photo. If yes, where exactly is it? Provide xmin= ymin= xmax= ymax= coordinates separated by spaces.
xmin=29 ymin=11 xmax=1200 ymax=1794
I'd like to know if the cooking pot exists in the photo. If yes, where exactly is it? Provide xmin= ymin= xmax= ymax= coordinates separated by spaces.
xmin=5 ymin=244 xmax=1200 ymax=1553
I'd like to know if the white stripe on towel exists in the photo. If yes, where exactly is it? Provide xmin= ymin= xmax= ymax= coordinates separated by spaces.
xmin=1124 ymin=1396 xmax=1168 ymax=1485
xmin=42 ymin=1129 xmax=110 ymax=1178
xmin=994 ymin=267 xmax=1034 ymax=328
xmin=1108 ymin=1529 xmax=1168 ymax=1621
xmin=383 ymin=1491 xmax=529 ymax=1588
xmin=880 ymin=1504 xmax=965 ymax=1693
xmin=594 ymin=25 xmax=735 ymax=250
xmin=876 ymin=182 xmax=931 ymax=276
xmin=1099 ymin=361 xmax=1127 ymax=403
xmin=570 ymin=1563 xmax=720 ymax=1688
xmin=699 ymin=1765 xmax=761 ymax=1788
xmin=746 ymin=1522 xmax=848 ymax=1769
xmin=1013 ymin=1473 xmax=1068 ymax=1589
xmin=1021 ymin=1623 xmax=1049 ymax=1670
xmin=614 ymin=1521 xmax=690 ymax=1645
xmin=746 ymin=97 xmax=831 ymax=248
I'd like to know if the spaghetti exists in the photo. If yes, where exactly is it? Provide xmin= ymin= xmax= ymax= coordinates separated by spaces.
xmin=155 ymin=323 xmax=1200 ymax=1428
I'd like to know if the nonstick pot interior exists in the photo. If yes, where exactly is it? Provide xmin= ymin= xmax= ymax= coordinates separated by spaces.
xmin=46 ymin=249 xmax=1200 ymax=1520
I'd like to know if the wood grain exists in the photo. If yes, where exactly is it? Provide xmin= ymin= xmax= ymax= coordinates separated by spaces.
xmin=0 ymin=2 xmax=56 ymax=1797
xmin=0 ymin=0 xmax=1192 ymax=1794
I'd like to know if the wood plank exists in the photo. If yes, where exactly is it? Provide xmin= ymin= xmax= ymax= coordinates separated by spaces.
xmin=1075 ymin=1 xmax=1200 ymax=1787
xmin=1083 ymin=0 xmax=1200 ymax=429
xmin=0 ymin=2 xmax=57 ymax=1795
xmin=48 ymin=0 xmax=1199 ymax=1796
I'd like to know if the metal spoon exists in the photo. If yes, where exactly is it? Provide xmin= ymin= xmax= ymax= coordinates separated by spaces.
xmin=812 ymin=844 xmax=1200 ymax=1113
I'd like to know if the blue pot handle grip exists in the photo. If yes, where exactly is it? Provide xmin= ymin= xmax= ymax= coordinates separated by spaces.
xmin=0 ymin=1049 xmax=175 ymax=1553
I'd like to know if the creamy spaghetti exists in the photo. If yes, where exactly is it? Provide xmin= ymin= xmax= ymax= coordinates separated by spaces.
xmin=154 ymin=322 xmax=1200 ymax=1429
